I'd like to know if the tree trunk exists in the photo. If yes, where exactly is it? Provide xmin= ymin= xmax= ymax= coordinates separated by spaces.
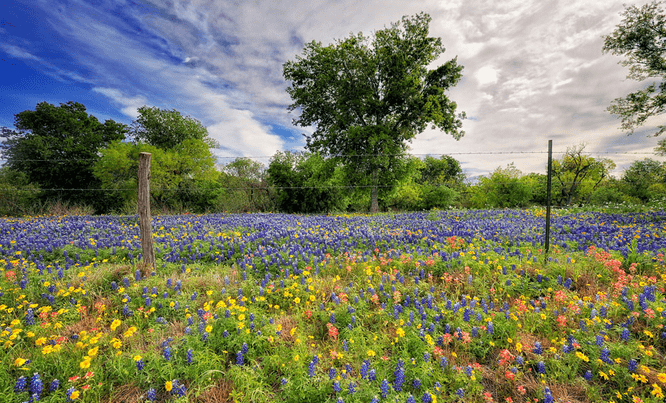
xmin=370 ymin=170 xmax=379 ymax=213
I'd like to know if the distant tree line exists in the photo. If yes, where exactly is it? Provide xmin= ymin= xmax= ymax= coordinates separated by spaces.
xmin=1 ymin=101 xmax=665 ymax=216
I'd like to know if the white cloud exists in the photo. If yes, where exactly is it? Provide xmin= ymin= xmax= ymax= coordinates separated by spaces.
xmin=92 ymin=88 xmax=147 ymax=118
xmin=476 ymin=66 xmax=498 ymax=86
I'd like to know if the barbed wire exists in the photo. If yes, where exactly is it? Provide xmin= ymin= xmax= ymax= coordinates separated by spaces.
xmin=0 ymin=150 xmax=660 ymax=163
xmin=0 ymin=180 xmax=644 ymax=193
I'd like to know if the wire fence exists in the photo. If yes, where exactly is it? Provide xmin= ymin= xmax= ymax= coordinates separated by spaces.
xmin=3 ymin=150 xmax=660 ymax=163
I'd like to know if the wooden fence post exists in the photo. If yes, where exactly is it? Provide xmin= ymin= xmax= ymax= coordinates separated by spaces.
xmin=138 ymin=152 xmax=155 ymax=269
xmin=545 ymin=140 xmax=553 ymax=262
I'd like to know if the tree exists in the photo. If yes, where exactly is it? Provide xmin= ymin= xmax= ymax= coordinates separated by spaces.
xmin=94 ymin=139 xmax=221 ymax=213
xmin=0 ymin=167 xmax=39 ymax=216
xmin=267 ymin=151 xmax=347 ymax=213
xmin=1 ymin=101 xmax=127 ymax=210
xmin=603 ymin=1 xmax=666 ymax=142
xmin=418 ymin=155 xmax=465 ymax=187
xmin=283 ymin=13 xmax=465 ymax=212
xmin=552 ymin=144 xmax=615 ymax=206
xmin=471 ymin=163 xmax=532 ymax=208
xmin=621 ymin=158 xmax=666 ymax=202
xmin=218 ymin=158 xmax=273 ymax=212
xmin=131 ymin=106 xmax=215 ymax=149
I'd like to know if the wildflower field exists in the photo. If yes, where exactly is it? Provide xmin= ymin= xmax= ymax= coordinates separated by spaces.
xmin=1 ymin=209 xmax=665 ymax=403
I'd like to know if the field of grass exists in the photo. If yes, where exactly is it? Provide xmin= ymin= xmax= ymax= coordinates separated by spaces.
xmin=0 ymin=209 xmax=665 ymax=402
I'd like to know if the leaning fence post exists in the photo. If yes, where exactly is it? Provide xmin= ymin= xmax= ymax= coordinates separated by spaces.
xmin=138 ymin=152 xmax=155 ymax=269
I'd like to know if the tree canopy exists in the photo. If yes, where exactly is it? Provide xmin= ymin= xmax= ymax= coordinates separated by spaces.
xmin=1 ymin=101 xmax=127 ymax=209
xmin=283 ymin=12 xmax=465 ymax=212
xmin=131 ymin=106 xmax=215 ymax=149
xmin=552 ymin=144 xmax=615 ymax=206
xmin=603 ymin=1 xmax=666 ymax=140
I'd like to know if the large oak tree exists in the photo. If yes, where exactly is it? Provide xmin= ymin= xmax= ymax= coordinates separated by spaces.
xmin=603 ymin=1 xmax=666 ymax=148
xmin=283 ymin=13 xmax=465 ymax=212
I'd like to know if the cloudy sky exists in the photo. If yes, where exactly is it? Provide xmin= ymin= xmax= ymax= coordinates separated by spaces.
xmin=1 ymin=0 xmax=664 ymax=178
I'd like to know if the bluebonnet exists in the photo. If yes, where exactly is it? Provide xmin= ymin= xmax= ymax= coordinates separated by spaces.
xmin=537 ymin=361 xmax=546 ymax=374
xmin=456 ymin=388 xmax=465 ymax=398
xmin=595 ymin=335 xmax=604 ymax=347
xmin=66 ymin=387 xmax=77 ymax=402
xmin=49 ymin=379 xmax=60 ymax=392
xmin=348 ymin=382 xmax=356 ymax=395
xmin=187 ymin=349 xmax=193 ymax=364
xmin=146 ymin=388 xmax=157 ymax=401
xmin=14 ymin=376 xmax=26 ymax=393
xmin=406 ymin=395 xmax=416 ymax=403
xmin=333 ymin=381 xmax=341 ymax=393
xmin=621 ymin=328 xmax=630 ymax=341
xmin=421 ymin=392 xmax=432 ymax=403
xmin=236 ymin=351 xmax=244 ymax=366
xmin=533 ymin=342 xmax=542 ymax=355
xmin=583 ymin=370 xmax=593 ymax=380
xmin=600 ymin=347 xmax=612 ymax=364
xmin=413 ymin=378 xmax=421 ymax=390
xmin=394 ymin=359 xmax=405 ymax=391
xmin=380 ymin=379 xmax=390 ymax=399
xmin=308 ymin=360 xmax=316 ymax=377
xmin=329 ymin=367 xmax=336 ymax=380
xmin=136 ymin=358 xmax=145 ymax=370
xmin=628 ymin=359 xmax=637 ymax=373
xmin=360 ymin=360 xmax=370 ymax=379
xmin=25 ymin=308 xmax=35 ymax=326
xmin=163 ymin=346 xmax=172 ymax=361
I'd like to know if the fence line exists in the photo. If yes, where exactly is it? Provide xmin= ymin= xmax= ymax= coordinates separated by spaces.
xmin=1 ymin=150 xmax=660 ymax=163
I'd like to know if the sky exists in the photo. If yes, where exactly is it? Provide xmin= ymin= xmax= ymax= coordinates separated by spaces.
xmin=1 ymin=0 xmax=665 ymax=179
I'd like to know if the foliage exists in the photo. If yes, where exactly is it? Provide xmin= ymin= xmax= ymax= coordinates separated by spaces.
xmin=620 ymin=158 xmax=666 ymax=202
xmin=1 ymin=101 xmax=127 ymax=211
xmin=552 ymin=144 xmax=615 ymax=206
xmin=93 ymin=139 xmax=221 ymax=213
xmin=0 ymin=167 xmax=39 ymax=216
xmin=603 ymin=1 xmax=666 ymax=140
xmin=283 ymin=13 xmax=465 ymax=212
xmin=418 ymin=155 xmax=465 ymax=188
xmin=267 ymin=151 xmax=347 ymax=213
xmin=385 ymin=156 xmax=459 ymax=210
xmin=470 ymin=163 xmax=532 ymax=208
xmin=218 ymin=158 xmax=274 ymax=212
xmin=130 ymin=106 xmax=216 ymax=149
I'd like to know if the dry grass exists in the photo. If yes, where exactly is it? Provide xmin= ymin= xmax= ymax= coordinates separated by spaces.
xmin=191 ymin=378 xmax=234 ymax=403
xmin=101 ymin=383 xmax=143 ymax=403
xmin=276 ymin=314 xmax=298 ymax=343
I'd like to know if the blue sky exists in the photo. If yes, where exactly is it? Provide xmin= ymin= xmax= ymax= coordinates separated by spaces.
xmin=1 ymin=0 xmax=664 ymax=177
